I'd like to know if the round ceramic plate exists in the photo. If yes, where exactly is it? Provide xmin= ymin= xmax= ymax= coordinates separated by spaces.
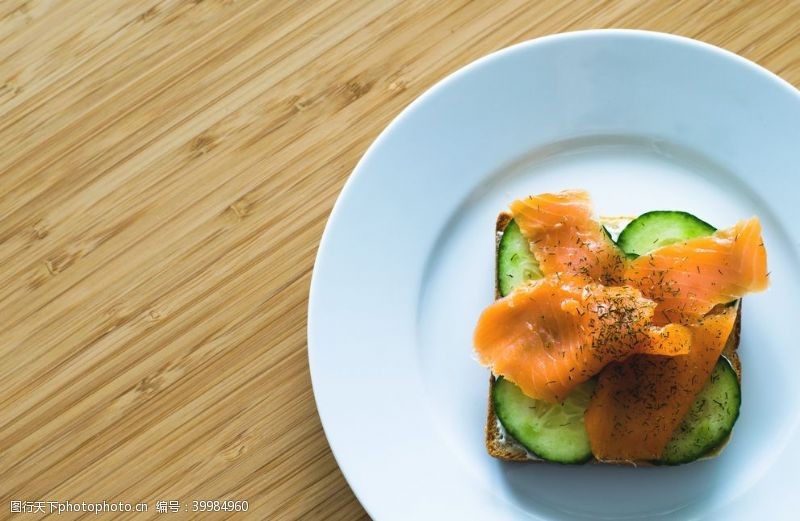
xmin=308 ymin=30 xmax=800 ymax=520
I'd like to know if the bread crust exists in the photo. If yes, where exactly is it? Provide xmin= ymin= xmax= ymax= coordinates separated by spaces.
xmin=484 ymin=213 xmax=742 ymax=464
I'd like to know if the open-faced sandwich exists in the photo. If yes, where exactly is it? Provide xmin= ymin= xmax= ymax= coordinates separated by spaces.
xmin=474 ymin=190 xmax=768 ymax=465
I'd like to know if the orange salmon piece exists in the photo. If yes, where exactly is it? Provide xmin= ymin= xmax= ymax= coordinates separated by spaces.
xmin=474 ymin=276 xmax=691 ymax=403
xmin=584 ymin=307 xmax=738 ymax=461
xmin=510 ymin=190 xmax=626 ymax=285
xmin=626 ymin=218 xmax=767 ymax=323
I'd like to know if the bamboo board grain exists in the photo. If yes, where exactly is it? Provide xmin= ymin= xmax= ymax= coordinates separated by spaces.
xmin=1 ymin=1 xmax=799 ymax=519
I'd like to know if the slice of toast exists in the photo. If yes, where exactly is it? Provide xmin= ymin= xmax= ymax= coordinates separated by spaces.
xmin=485 ymin=213 xmax=742 ymax=464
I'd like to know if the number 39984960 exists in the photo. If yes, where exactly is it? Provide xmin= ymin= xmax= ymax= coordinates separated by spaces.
xmin=192 ymin=500 xmax=248 ymax=512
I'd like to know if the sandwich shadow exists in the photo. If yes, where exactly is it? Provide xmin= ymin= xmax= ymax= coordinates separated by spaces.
xmin=497 ymin=456 xmax=726 ymax=520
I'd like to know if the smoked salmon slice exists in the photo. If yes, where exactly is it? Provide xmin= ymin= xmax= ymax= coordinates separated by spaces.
xmin=625 ymin=218 xmax=768 ymax=323
xmin=474 ymin=276 xmax=691 ymax=403
xmin=584 ymin=306 xmax=739 ymax=461
xmin=510 ymin=191 xmax=768 ymax=321
xmin=510 ymin=190 xmax=626 ymax=285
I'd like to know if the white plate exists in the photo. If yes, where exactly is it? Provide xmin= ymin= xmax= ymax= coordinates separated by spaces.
xmin=308 ymin=30 xmax=800 ymax=520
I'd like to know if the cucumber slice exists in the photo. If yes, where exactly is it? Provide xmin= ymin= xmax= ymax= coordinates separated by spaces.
xmin=496 ymin=219 xmax=591 ymax=463
xmin=616 ymin=211 xmax=716 ymax=257
xmin=658 ymin=358 xmax=741 ymax=465
xmin=497 ymin=219 xmax=542 ymax=297
xmin=494 ymin=377 xmax=595 ymax=464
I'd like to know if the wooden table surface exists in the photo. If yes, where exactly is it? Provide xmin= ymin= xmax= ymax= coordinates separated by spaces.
xmin=1 ymin=1 xmax=799 ymax=519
